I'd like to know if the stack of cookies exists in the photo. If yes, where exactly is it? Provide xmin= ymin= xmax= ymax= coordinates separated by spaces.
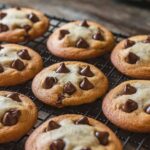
xmin=0 ymin=6 xmax=150 ymax=150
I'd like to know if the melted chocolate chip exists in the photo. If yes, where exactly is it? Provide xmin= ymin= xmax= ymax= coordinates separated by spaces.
xmin=144 ymin=36 xmax=150 ymax=43
xmin=43 ymin=77 xmax=57 ymax=89
xmin=126 ymin=52 xmax=140 ymax=64
xmin=144 ymin=105 xmax=150 ymax=114
xmin=122 ymin=84 xmax=137 ymax=95
xmin=0 ymin=23 xmax=9 ymax=32
xmin=75 ymin=117 xmax=89 ymax=125
xmin=0 ymin=12 xmax=7 ymax=19
xmin=80 ymin=20 xmax=89 ymax=27
xmin=50 ymin=139 xmax=65 ymax=150
xmin=92 ymin=32 xmax=104 ymax=41
xmin=59 ymin=30 xmax=70 ymax=40
xmin=95 ymin=131 xmax=109 ymax=145
xmin=56 ymin=94 xmax=65 ymax=106
xmin=79 ymin=78 xmax=94 ymax=90
xmin=63 ymin=82 xmax=76 ymax=95
xmin=11 ymin=59 xmax=25 ymax=71
xmin=16 ymin=6 xmax=21 ymax=10
xmin=23 ymin=25 xmax=32 ymax=32
xmin=122 ymin=99 xmax=138 ymax=113
xmin=45 ymin=120 xmax=61 ymax=132
xmin=17 ymin=49 xmax=31 ymax=60
xmin=79 ymin=66 xmax=94 ymax=77
xmin=56 ymin=63 xmax=70 ymax=73
xmin=2 ymin=109 xmax=21 ymax=126
xmin=7 ymin=93 xmax=21 ymax=102
xmin=76 ymin=38 xmax=89 ymax=48
xmin=0 ymin=64 xmax=4 ymax=73
xmin=124 ymin=39 xmax=135 ymax=48
xmin=27 ymin=13 xmax=39 ymax=23
xmin=81 ymin=148 xmax=91 ymax=150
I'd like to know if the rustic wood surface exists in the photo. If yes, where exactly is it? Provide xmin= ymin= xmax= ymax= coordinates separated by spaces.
xmin=0 ymin=0 xmax=150 ymax=36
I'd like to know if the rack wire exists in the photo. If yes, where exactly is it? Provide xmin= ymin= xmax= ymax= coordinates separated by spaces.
xmin=0 ymin=4 xmax=150 ymax=150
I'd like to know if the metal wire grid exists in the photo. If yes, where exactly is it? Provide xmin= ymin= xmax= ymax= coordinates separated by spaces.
xmin=0 ymin=4 xmax=150 ymax=150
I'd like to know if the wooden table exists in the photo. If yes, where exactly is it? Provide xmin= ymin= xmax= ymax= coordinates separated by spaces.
xmin=1 ymin=0 xmax=150 ymax=36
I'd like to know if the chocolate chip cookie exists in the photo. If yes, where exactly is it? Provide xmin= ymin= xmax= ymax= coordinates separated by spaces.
xmin=0 ymin=91 xmax=37 ymax=143
xmin=32 ymin=61 xmax=108 ymax=107
xmin=0 ymin=7 xmax=49 ymax=43
xmin=47 ymin=20 xmax=115 ymax=60
xmin=111 ymin=35 xmax=150 ymax=79
xmin=25 ymin=114 xmax=122 ymax=150
xmin=102 ymin=80 xmax=150 ymax=132
xmin=0 ymin=44 xmax=43 ymax=86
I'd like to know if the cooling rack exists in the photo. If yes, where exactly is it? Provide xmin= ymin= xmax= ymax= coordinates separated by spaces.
xmin=0 ymin=4 xmax=150 ymax=150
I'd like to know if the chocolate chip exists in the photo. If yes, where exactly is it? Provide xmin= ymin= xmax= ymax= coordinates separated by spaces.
xmin=7 ymin=93 xmax=21 ymax=102
xmin=11 ymin=59 xmax=25 ymax=71
xmin=122 ymin=84 xmax=137 ymax=95
xmin=144 ymin=36 xmax=150 ymax=43
xmin=80 ymin=20 xmax=89 ymax=27
xmin=95 ymin=131 xmax=109 ymax=145
xmin=59 ymin=30 xmax=70 ymax=40
xmin=126 ymin=52 xmax=140 ymax=64
xmin=124 ymin=39 xmax=135 ymax=48
xmin=17 ymin=49 xmax=31 ymax=60
xmin=56 ymin=63 xmax=70 ymax=73
xmin=43 ymin=77 xmax=57 ymax=89
xmin=2 ymin=109 xmax=21 ymax=126
xmin=81 ymin=148 xmax=91 ymax=150
xmin=0 ymin=23 xmax=9 ymax=32
xmin=50 ymin=139 xmax=65 ymax=150
xmin=45 ymin=120 xmax=61 ymax=132
xmin=79 ymin=78 xmax=94 ymax=90
xmin=23 ymin=25 xmax=32 ymax=32
xmin=144 ymin=105 xmax=150 ymax=114
xmin=0 ymin=64 xmax=4 ymax=73
xmin=0 ymin=12 xmax=7 ymax=19
xmin=56 ymin=94 xmax=65 ymax=106
xmin=79 ymin=66 xmax=94 ymax=77
xmin=76 ymin=38 xmax=89 ymax=48
xmin=63 ymin=82 xmax=76 ymax=95
xmin=122 ymin=99 xmax=138 ymax=113
xmin=75 ymin=117 xmax=89 ymax=125
xmin=16 ymin=6 xmax=21 ymax=10
xmin=0 ymin=45 xmax=3 ymax=50
xmin=27 ymin=13 xmax=39 ymax=23
xmin=92 ymin=32 xmax=104 ymax=41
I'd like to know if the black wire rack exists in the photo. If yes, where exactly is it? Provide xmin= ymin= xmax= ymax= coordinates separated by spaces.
xmin=0 ymin=4 xmax=150 ymax=150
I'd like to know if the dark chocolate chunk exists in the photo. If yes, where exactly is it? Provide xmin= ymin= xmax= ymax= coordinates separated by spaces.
xmin=27 ymin=13 xmax=39 ymax=23
xmin=56 ymin=63 xmax=70 ymax=73
xmin=59 ymin=30 xmax=70 ymax=40
xmin=0 ymin=12 xmax=7 ymax=19
xmin=7 ymin=93 xmax=21 ymax=102
xmin=126 ymin=52 xmax=140 ymax=64
xmin=144 ymin=36 xmax=150 ymax=43
xmin=80 ymin=20 xmax=89 ymax=27
xmin=0 ymin=23 xmax=9 ymax=32
xmin=95 ymin=131 xmax=109 ymax=145
xmin=144 ymin=105 xmax=150 ymax=114
xmin=50 ymin=139 xmax=65 ymax=150
xmin=81 ymin=148 xmax=91 ymax=150
xmin=79 ymin=78 xmax=94 ymax=90
xmin=17 ymin=49 xmax=31 ymax=60
xmin=92 ymin=32 xmax=104 ymax=41
xmin=11 ymin=59 xmax=25 ymax=71
xmin=75 ymin=117 xmax=89 ymax=125
xmin=2 ymin=109 xmax=21 ymax=126
xmin=122 ymin=84 xmax=137 ymax=95
xmin=124 ymin=39 xmax=135 ymax=48
xmin=45 ymin=120 xmax=61 ymax=132
xmin=23 ymin=25 xmax=32 ymax=32
xmin=0 ymin=64 xmax=4 ymax=73
xmin=122 ymin=99 xmax=138 ymax=113
xmin=76 ymin=38 xmax=89 ymax=48
xmin=63 ymin=82 xmax=76 ymax=95
xmin=43 ymin=77 xmax=57 ymax=89
xmin=56 ymin=94 xmax=65 ymax=106
xmin=79 ymin=66 xmax=94 ymax=77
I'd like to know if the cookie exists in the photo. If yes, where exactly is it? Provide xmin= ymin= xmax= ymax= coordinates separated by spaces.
xmin=0 ymin=7 xmax=49 ymax=43
xmin=25 ymin=114 xmax=122 ymax=150
xmin=102 ymin=80 xmax=150 ymax=132
xmin=111 ymin=35 xmax=150 ymax=79
xmin=32 ymin=61 xmax=108 ymax=108
xmin=0 ymin=91 xmax=37 ymax=143
xmin=47 ymin=20 xmax=115 ymax=60
xmin=0 ymin=44 xmax=43 ymax=86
